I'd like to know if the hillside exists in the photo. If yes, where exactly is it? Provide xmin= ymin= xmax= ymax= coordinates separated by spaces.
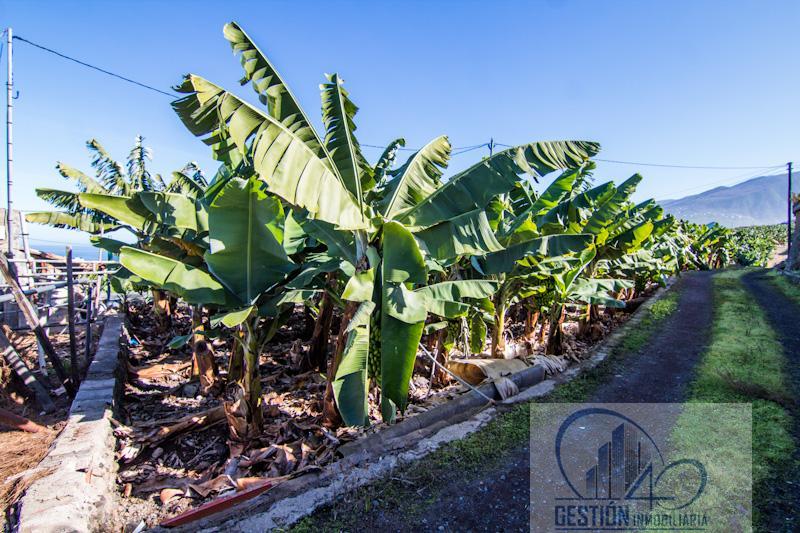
xmin=661 ymin=172 xmax=797 ymax=227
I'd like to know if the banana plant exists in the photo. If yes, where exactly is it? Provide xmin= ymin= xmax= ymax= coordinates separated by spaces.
xmin=171 ymin=21 xmax=600 ymax=425
xmin=27 ymin=137 xmax=211 ymax=324
xmin=115 ymin=174 xmax=305 ymax=440
xmin=26 ymin=136 xmax=172 ymax=234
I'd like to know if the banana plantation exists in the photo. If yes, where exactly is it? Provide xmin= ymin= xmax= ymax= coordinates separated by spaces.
xmin=3 ymin=8 xmax=797 ymax=532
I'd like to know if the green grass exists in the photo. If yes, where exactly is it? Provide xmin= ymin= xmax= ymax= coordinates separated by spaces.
xmin=667 ymin=269 xmax=796 ymax=532
xmin=764 ymin=269 xmax=800 ymax=304
xmin=290 ymin=286 xmax=683 ymax=532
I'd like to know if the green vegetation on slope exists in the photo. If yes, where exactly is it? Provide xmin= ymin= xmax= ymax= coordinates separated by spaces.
xmin=727 ymin=224 xmax=787 ymax=267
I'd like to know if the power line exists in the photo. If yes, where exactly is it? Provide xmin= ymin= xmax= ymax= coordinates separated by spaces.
xmin=465 ymin=142 xmax=787 ymax=170
xmin=657 ymin=165 xmax=787 ymax=199
xmin=6 ymin=35 xmax=793 ymax=172
xmin=452 ymin=144 xmax=489 ymax=156
xmin=29 ymin=237 xmax=95 ymax=246
xmin=13 ymin=35 xmax=175 ymax=98
xmin=594 ymin=157 xmax=782 ymax=170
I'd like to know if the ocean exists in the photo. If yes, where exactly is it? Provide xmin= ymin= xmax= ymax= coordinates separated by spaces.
xmin=28 ymin=241 xmax=108 ymax=261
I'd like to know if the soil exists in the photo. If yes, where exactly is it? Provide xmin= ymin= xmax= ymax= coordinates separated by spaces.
xmin=112 ymin=301 xmax=470 ymax=530
xmin=0 ymin=322 xmax=102 ymax=527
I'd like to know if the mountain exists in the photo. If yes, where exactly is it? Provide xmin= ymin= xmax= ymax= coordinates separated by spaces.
xmin=660 ymin=173 xmax=797 ymax=228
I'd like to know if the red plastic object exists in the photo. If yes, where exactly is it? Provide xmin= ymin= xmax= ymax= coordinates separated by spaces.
xmin=159 ymin=479 xmax=275 ymax=528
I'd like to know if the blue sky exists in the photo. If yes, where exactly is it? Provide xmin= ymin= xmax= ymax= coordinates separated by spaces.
xmin=1 ymin=0 xmax=799 ymax=248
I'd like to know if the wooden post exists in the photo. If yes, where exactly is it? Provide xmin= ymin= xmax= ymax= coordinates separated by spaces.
xmin=0 ymin=253 xmax=75 ymax=396
xmin=0 ymin=327 xmax=55 ymax=413
xmin=66 ymin=247 xmax=79 ymax=382
xmin=0 ymin=407 xmax=47 ymax=433
xmin=5 ymin=28 xmax=14 ymax=255
xmin=84 ymin=284 xmax=93 ymax=367
xmin=18 ymin=210 xmax=32 ymax=285
xmin=35 ymin=292 xmax=47 ymax=372
xmin=788 ymin=162 xmax=793 ymax=260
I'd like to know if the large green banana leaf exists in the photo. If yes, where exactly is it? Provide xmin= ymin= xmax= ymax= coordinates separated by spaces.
xmin=172 ymin=75 xmax=369 ymax=231
xmin=414 ymin=209 xmax=503 ymax=259
xmin=503 ymin=168 xmax=582 ymax=238
xmin=282 ymin=209 xmax=308 ymax=255
xmin=553 ymin=246 xmax=598 ymax=296
xmin=35 ymin=188 xmax=82 ymax=213
xmin=223 ymin=22 xmax=322 ymax=148
xmin=138 ymin=192 xmax=203 ymax=232
xmin=204 ymin=177 xmax=296 ymax=304
xmin=24 ymin=211 xmax=116 ymax=234
xmin=413 ymin=280 xmax=498 ymax=318
xmin=369 ymin=138 xmax=405 ymax=190
xmin=582 ymin=174 xmax=642 ymax=236
xmin=414 ymin=280 xmax=498 ymax=301
xmin=479 ymin=234 xmax=595 ymax=275
xmin=380 ymin=222 xmax=427 ymax=420
xmin=56 ymin=162 xmax=109 ymax=194
xmin=119 ymin=246 xmax=228 ymax=305
xmin=321 ymin=73 xmax=370 ymax=203
xmin=78 ymin=193 xmax=150 ymax=230
xmin=600 ymin=220 xmax=655 ymax=261
xmin=377 ymin=136 xmax=451 ymax=220
xmin=399 ymin=141 xmax=599 ymax=229
xmin=299 ymin=218 xmax=357 ymax=266
xmin=570 ymin=277 xmax=634 ymax=307
xmin=536 ymin=181 xmax=616 ymax=234
xmin=382 ymin=221 xmax=426 ymax=284
xmin=333 ymin=300 xmax=373 ymax=426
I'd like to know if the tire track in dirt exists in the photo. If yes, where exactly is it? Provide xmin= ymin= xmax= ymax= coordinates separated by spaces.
xmin=364 ymin=272 xmax=717 ymax=532
xmin=590 ymin=270 xmax=714 ymax=403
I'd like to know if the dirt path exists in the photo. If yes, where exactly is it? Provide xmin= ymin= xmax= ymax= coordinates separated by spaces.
xmin=740 ymin=270 xmax=800 ymax=532
xmin=297 ymin=272 xmax=717 ymax=532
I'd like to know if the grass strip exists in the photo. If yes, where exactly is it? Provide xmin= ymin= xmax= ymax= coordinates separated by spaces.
xmin=665 ymin=270 xmax=795 ymax=532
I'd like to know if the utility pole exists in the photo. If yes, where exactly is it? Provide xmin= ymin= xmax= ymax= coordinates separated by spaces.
xmin=5 ymin=28 xmax=13 ymax=255
xmin=488 ymin=138 xmax=495 ymax=157
xmin=788 ymin=161 xmax=793 ymax=259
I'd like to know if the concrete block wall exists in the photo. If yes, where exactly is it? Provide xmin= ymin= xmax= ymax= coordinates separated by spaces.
xmin=17 ymin=312 xmax=122 ymax=533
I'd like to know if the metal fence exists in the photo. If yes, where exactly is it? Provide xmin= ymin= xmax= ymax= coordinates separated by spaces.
xmin=0 ymin=249 xmax=119 ymax=396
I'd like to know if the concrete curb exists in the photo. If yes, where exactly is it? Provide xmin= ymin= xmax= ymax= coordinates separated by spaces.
xmin=185 ymin=277 xmax=680 ymax=532
xmin=17 ymin=311 xmax=123 ymax=533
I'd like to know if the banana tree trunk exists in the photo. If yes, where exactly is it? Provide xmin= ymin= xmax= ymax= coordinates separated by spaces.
xmin=224 ymin=317 xmax=262 ymax=442
xmin=431 ymin=328 xmax=450 ymax=387
xmin=191 ymin=306 xmax=217 ymax=393
xmin=228 ymin=330 xmax=244 ymax=384
xmin=524 ymin=305 xmax=540 ymax=340
xmin=490 ymin=296 xmax=507 ymax=358
xmin=151 ymin=289 xmax=171 ymax=328
xmin=307 ymin=273 xmax=336 ymax=373
xmin=577 ymin=303 xmax=591 ymax=338
xmin=545 ymin=304 xmax=566 ymax=355
xmin=537 ymin=317 xmax=548 ymax=345
xmin=322 ymin=301 xmax=358 ymax=427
